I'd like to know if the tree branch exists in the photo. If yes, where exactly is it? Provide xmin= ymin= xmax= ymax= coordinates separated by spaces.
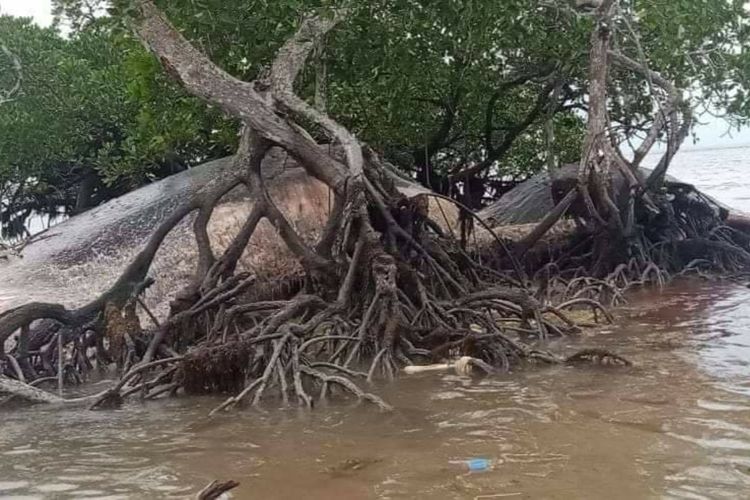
xmin=450 ymin=80 xmax=557 ymax=181
xmin=515 ymin=189 xmax=577 ymax=256
xmin=269 ymin=9 xmax=364 ymax=176
xmin=130 ymin=0 xmax=348 ymax=191
xmin=0 ymin=43 xmax=21 ymax=105
xmin=608 ymin=51 xmax=679 ymax=96
xmin=483 ymin=68 xmax=553 ymax=155
xmin=608 ymin=50 xmax=690 ymax=188
xmin=415 ymin=94 xmax=460 ymax=168
xmin=413 ymin=61 xmax=467 ymax=170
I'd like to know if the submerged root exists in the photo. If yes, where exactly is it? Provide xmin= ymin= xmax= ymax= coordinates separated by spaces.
xmin=565 ymin=348 xmax=632 ymax=367
xmin=197 ymin=480 xmax=240 ymax=500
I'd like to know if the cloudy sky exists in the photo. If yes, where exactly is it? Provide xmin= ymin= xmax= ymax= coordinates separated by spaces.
xmin=1 ymin=0 xmax=53 ymax=27
xmin=3 ymin=0 xmax=750 ymax=149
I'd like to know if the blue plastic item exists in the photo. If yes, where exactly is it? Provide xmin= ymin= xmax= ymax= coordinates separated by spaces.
xmin=449 ymin=458 xmax=494 ymax=472
xmin=466 ymin=458 xmax=492 ymax=471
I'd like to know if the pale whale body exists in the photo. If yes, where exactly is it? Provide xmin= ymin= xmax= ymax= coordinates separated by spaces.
xmin=0 ymin=150 xmax=332 ymax=315
xmin=0 ymin=148 xmax=444 ymax=317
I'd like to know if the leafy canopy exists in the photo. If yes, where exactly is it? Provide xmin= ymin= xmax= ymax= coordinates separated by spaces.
xmin=0 ymin=15 xmax=233 ymax=237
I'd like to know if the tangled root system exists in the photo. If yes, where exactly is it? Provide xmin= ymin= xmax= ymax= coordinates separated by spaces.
xmin=179 ymin=341 xmax=254 ymax=395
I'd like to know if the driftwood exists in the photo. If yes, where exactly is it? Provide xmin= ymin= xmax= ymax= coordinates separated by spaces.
xmin=403 ymin=356 xmax=495 ymax=376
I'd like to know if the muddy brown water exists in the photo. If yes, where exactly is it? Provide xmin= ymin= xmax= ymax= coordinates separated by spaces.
xmin=2 ymin=281 xmax=750 ymax=499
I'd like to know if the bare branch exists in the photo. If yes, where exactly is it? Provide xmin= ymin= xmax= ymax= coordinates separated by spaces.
xmin=0 ymin=43 xmax=22 ymax=105
xmin=515 ymin=189 xmax=577 ymax=256
xmin=269 ymin=10 xmax=364 ymax=176
xmin=608 ymin=51 xmax=679 ymax=97
xmin=631 ymin=104 xmax=670 ymax=167
xmin=609 ymin=50 xmax=683 ymax=167
xmin=608 ymin=50 xmax=691 ymax=186
xmin=449 ymin=79 xmax=558 ymax=181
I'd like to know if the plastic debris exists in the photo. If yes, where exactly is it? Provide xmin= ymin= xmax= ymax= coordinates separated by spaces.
xmin=449 ymin=458 xmax=495 ymax=472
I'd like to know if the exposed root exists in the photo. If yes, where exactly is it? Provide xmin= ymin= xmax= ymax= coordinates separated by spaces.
xmin=299 ymin=365 xmax=393 ymax=412
xmin=180 ymin=341 xmax=253 ymax=395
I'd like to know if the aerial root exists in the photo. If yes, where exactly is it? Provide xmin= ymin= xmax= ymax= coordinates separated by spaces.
xmin=2 ymin=213 xmax=647 ymax=414
xmin=299 ymin=365 xmax=393 ymax=411
xmin=88 ymin=356 xmax=184 ymax=409
xmin=2 ymin=230 xmax=643 ymax=413
xmin=207 ymin=329 xmax=393 ymax=416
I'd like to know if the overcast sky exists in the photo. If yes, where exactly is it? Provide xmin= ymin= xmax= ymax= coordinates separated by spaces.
xmin=1 ymin=0 xmax=53 ymax=27
xmin=3 ymin=0 xmax=750 ymax=150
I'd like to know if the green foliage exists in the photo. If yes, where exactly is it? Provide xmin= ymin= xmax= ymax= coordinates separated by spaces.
xmin=101 ymin=0 xmax=592 ymax=188
xmin=2 ymin=0 xmax=749 ymax=237
xmin=594 ymin=0 xmax=750 ymax=144
xmin=97 ymin=0 xmax=749 ymax=179
xmin=0 ymin=15 xmax=233 ymax=237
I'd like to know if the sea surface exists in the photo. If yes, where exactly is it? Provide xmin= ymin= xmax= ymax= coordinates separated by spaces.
xmin=648 ymin=144 xmax=750 ymax=213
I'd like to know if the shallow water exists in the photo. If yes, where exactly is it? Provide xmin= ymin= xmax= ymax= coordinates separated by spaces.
xmin=2 ymin=282 xmax=750 ymax=499
xmin=3 ymin=146 xmax=750 ymax=499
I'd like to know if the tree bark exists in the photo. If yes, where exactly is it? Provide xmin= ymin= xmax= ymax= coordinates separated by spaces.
xmin=131 ymin=0 xmax=348 ymax=192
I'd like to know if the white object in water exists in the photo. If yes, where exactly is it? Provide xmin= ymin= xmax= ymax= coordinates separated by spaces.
xmin=403 ymin=356 xmax=475 ymax=376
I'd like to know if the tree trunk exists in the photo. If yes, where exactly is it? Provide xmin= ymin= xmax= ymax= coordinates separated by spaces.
xmin=73 ymin=169 xmax=99 ymax=214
